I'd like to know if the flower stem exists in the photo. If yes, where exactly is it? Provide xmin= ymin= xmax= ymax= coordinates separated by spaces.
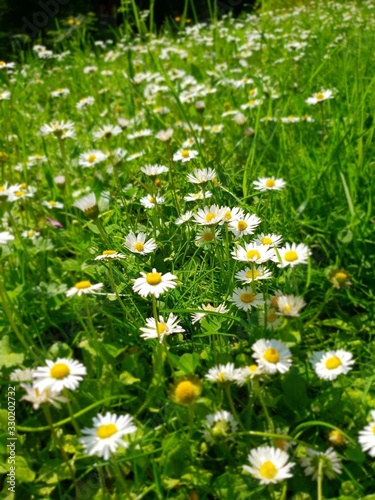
xmin=317 ymin=456 xmax=324 ymax=500
xmin=224 ymin=384 xmax=245 ymax=431
xmin=254 ymin=379 xmax=274 ymax=433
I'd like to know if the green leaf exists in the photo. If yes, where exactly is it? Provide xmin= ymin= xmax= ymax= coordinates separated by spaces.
xmin=119 ymin=371 xmax=140 ymax=385
xmin=281 ymin=368 xmax=308 ymax=413
xmin=346 ymin=443 xmax=366 ymax=463
xmin=13 ymin=456 xmax=35 ymax=483
xmin=0 ymin=336 xmax=24 ymax=368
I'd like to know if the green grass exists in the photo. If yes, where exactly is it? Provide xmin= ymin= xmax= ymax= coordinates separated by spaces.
xmin=0 ymin=1 xmax=375 ymax=498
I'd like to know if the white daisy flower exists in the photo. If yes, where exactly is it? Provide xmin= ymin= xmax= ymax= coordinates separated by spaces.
xmin=311 ymin=350 xmax=354 ymax=381
xmin=124 ymin=232 xmax=157 ymax=255
xmin=203 ymin=410 xmax=238 ymax=443
xmin=255 ymin=233 xmax=283 ymax=247
xmin=187 ymin=168 xmax=216 ymax=184
xmin=222 ymin=206 xmax=245 ymax=223
xmin=33 ymin=358 xmax=87 ymax=393
xmin=252 ymin=339 xmax=292 ymax=374
xmin=184 ymin=190 xmax=213 ymax=202
xmin=139 ymin=313 xmax=185 ymax=343
xmin=231 ymin=288 xmax=264 ymax=311
xmin=258 ymin=309 xmax=283 ymax=330
xmin=195 ymin=227 xmax=221 ymax=245
xmin=20 ymin=383 xmax=68 ymax=410
xmin=235 ymin=266 xmax=272 ymax=283
xmin=22 ymin=230 xmax=40 ymax=240
xmin=79 ymin=412 xmax=137 ymax=460
xmin=66 ymin=280 xmax=104 ymax=297
xmin=39 ymin=121 xmax=76 ymax=140
xmin=191 ymin=303 xmax=228 ymax=324
xmin=127 ymin=129 xmax=152 ymax=140
xmin=51 ymin=88 xmax=70 ymax=98
xmin=306 ymin=90 xmax=334 ymax=105
xmin=140 ymin=165 xmax=169 ymax=176
xmin=358 ymin=410 xmax=375 ymax=457
xmin=0 ymin=90 xmax=11 ymax=100
xmin=233 ymin=364 xmax=264 ymax=385
xmin=193 ymin=204 xmax=226 ymax=226
xmin=173 ymin=149 xmax=199 ymax=162
xmin=155 ymin=128 xmax=174 ymax=142
xmin=42 ymin=200 xmax=64 ymax=209
xmin=132 ymin=268 xmax=177 ymax=298
xmin=205 ymin=363 xmax=236 ymax=383
xmin=93 ymin=125 xmax=122 ymax=140
xmin=79 ymin=150 xmax=108 ymax=168
xmin=300 ymin=447 xmax=342 ymax=479
xmin=0 ymin=231 xmax=15 ymax=244
xmin=73 ymin=193 xmax=99 ymax=219
xmin=76 ymin=96 xmax=95 ymax=110
xmin=277 ymin=295 xmax=306 ymax=317
xmin=273 ymin=242 xmax=311 ymax=268
xmin=95 ymin=250 xmax=126 ymax=261
xmin=10 ymin=368 xmax=34 ymax=382
xmin=243 ymin=446 xmax=295 ymax=485
xmin=139 ymin=194 xmax=165 ymax=209
xmin=175 ymin=211 xmax=194 ymax=225
xmin=281 ymin=116 xmax=300 ymax=124
xmin=253 ymin=177 xmax=286 ymax=192
xmin=229 ymin=213 xmax=261 ymax=238
xmin=231 ymin=242 xmax=275 ymax=264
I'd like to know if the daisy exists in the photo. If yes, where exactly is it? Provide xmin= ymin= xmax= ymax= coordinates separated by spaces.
xmin=79 ymin=150 xmax=108 ymax=168
xmin=124 ymin=232 xmax=157 ymax=255
xmin=203 ymin=410 xmax=238 ymax=443
xmin=311 ymin=350 xmax=354 ymax=381
xmin=259 ymin=309 xmax=283 ymax=330
xmin=93 ymin=125 xmax=122 ymax=140
xmin=253 ymin=177 xmax=286 ymax=192
xmin=51 ymin=88 xmax=70 ymax=98
xmin=191 ymin=303 xmax=228 ymax=324
xmin=139 ymin=194 xmax=165 ymax=209
xmin=235 ymin=266 xmax=272 ymax=283
xmin=328 ymin=268 xmax=352 ymax=289
xmin=155 ymin=128 xmax=174 ymax=142
xmin=221 ymin=206 xmax=245 ymax=224
xmin=95 ymin=250 xmax=126 ymax=261
xmin=277 ymin=295 xmax=306 ymax=317
xmin=20 ymin=383 xmax=68 ymax=410
xmin=127 ymin=129 xmax=153 ymax=140
xmin=193 ymin=205 xmax=226 ymax=226
xmin=66 ymin=280 xmax=104 ymax=297
xmin=184 ymin=190 xmax=213 ymax=202
xmin=132 ymin=268 xmax=177 ymax=298
xmin=140 ymin=313 xmax=185 ymax=343
xmin=231 ymin=242 xmax=275 ymax=264
xmin=234 ymin=364 xmax=264 ymax=385
xmin=10 ymin=368 xmax=34 ymax=382
xmin=42 ymin=200 xmax=64 ymax=209
xmin=73 ymin=193 xmax=99 ymax=219
xmin=306 ymin=90 xmax=334 ymax=105
xmin=79 ymin=412 xmax=137 ymax=460
xmin=187 ymin=168 xmax=216 ymax=184
xmin=229 ymin=213 xmax=261 ymax=238
xmin=170 ymin=376 xmax=203 ymax=406
xmin=274 ymin=243 xmax=310 ymax=268
xmin=175 ymin=211 xmax=194 ymax=225
xmin=33 ymin=358 xmax=87 ymax=393
xmin=0 ymin=90 xmax=11 ymax=100
xmin=76 ymin=96 xmax=95 ymax=110
xmin=255 ymin=233 xmax=283 ymax=247
xmin=173 ymin=149 xmax=199 ymax=162
xmin=300 ymin=447 xmax=342 ymax=479
xmin=252 ymin=339 xmax=292 ymax=374
xmin=8 ymin=186 xmax=36 ymax=202
xmin=243 ymin=446 xmax=295 ymax=485
xmin=140 ymin=165 xmax=169 ymax=176
xmin=231 ymin=288 xmax=264 ymax=311
xmin=205 ymin=363 xmax=236 ymax=383
xmin=328 ymin=430 xmax=347 ymax=447
xmin=0 ymin=231 xmax=14 ymax=244
xmin=358 ymin=410 xmax=375 ymax=457
xmin=39 ymin=121 xmax=76 ymax=140
xmin=195 ymin=227 xmax=221 ymax=245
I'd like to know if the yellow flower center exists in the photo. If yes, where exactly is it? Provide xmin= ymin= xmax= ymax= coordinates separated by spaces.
xmin=237 ymin=220 xmax=248 ymax=231
xmin=20 ymin=183 xmax=27 ymax=189
xmin=146 ymin=272 xmax=162 ymax=285
xmin=240 ymin=292 xmax=255 ymax=303
xmin=271 ymin=296 xmax=280 ymax=308
xmin=284 ymin=250 xmax=298 ymax=262
xmin=49 ymin=201 xmax=57 ymax=206
xmin=87 ymin=154 xmax=97 ymax=163
xmin=325 ymin=356 xmax=342 ymax=370
xmin=0 ymin=186 xmax=5 ymax=191
xmin=27 ymin=231 xmax=35 ymax=237
xmin=149 ymin=196 xmax=156 ymax=203
xmin=203 ymin=232 xmax=214 ymax=242
xmin=133 ymin=242 xmax=145 ymax=252
xmin=74 ymin=280 xmax=92 ymax=289
xmin=329 ymin=430 xmax=345 ymax=445
xmin=50 ymin=363 xmax=70 ymax=379
xmin=282 ymin=305 xmax=292 ymax=312
xmin=259 ymin=461 xmax=278 ymax=479
xmin=15 ymin=191 xmax=26 ymax=197
xmin=174 ymin=380 xmax=200 ymax=404
xmin=102 ymin=250 xmax=116 ymax=255
xmin=263 ymin=348 xmax=279 ymax=364
xmin=246 ymin=250 xmax=261 ymax=260
xmin=157 ymin=322 xmax=167 ymax=334
xmin=265 ymin=179 xmax=275 ymax=188
xmin=372 ymin=425 xmax=375 ymax=435
xmin=96 ymin=423 xmax=118 ymax=439
xmin=335 ymin=271 xmax=347 ymax=281
xmin=181 ymin=150 xmax=190 ymax=158
xmin=224 ymin=210 xmax=232 ymax=220
xmin=245 ymin=269 xmax=260 ymax=280
xmin=205 ymin=212 xmax=216 ymax=223
xmin=261 ymin=237 xmax=273 ymax=245
xmin=267 ymin=312 xmax=278 ymax=323
xmin=249 ymin=364 xmax=258 ymax=373
xmin=316 ymin=92 xmax=325 ymax=100
xmin=217 ymin=372 xmax=226 ymax=382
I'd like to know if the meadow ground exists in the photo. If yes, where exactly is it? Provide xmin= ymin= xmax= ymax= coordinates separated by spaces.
xmin=1 ymin=0 xmax=375 ymax=498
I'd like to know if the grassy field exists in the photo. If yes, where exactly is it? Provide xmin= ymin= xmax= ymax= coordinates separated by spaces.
xmin=1 ymin=0 xmax=375 ymax=498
